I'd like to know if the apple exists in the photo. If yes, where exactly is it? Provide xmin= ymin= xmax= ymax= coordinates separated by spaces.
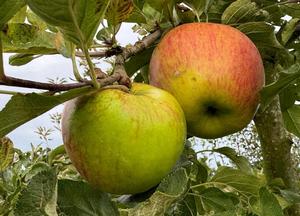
xmin=61 ymin=83 xmax=186 ymax=194
xmin=149 ymin=23 xmax=265 ymax=139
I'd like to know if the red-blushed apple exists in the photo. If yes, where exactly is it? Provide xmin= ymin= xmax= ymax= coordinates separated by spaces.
xmin=149 ymin=23 xmax=265 ymax=139
xmin=61 ymin=83 xmax=186 ymax=194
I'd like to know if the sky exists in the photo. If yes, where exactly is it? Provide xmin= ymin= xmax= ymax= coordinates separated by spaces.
xmin=0 ymin=23 xmax=139 ymax=151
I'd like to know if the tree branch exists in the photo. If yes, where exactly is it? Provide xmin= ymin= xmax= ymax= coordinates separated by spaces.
xmin=0 ymin=29 xmax=163 ymax=92
xmin=254 ymin=62 xmax=300 ymax=215
xmin=75 ymin=46 xmax=123 ymax=58
xmin=0 ymin=75 xmax=121 ymax=92
xmin=122 ymin=29 xmax=162 ymax=60
xmin=75 ymin=29 xmax=162 ymax=59
xmin=114 ymin=54 xmax=131 ymax=87
xmin=111 ymin=29 xmax=162 ymax=87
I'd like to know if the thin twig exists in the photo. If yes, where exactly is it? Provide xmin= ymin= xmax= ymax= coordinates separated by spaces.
xmin=75 ymin=29 xmax=162 ymax=59
xmin=75 ymin=46 xmax=123 ymax=58
xmin=0 ymin=29 xmax=163 ymax=92
xmin=122 ymin=29 xmax=162 ymax=59
xmin=76 ymin=50 xmax=107 ymax=58
xmin=0 ymin=75 xmax=121 ymax=91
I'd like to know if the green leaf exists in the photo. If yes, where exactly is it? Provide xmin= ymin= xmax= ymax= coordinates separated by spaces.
xmin=1 ymin=23 xmax=58 ymax=54
xmin=48 ymin=145 xmax=66 ymax=165
xmin=211 ymin=167 xmax=264 ymax=196
xmin=24 ymin=162 xmax=51 ymax=181
xmin=27 ymin=9 xmax=48 ymax=31
xmin=166 ymin=194 xmax=197 ymax=216
xmin=0 ymin=0 xmax=25 ymax=29
xmin=124 ymin=0 xmax=147 ymax=23
xmin=54 ymin=32 xmax=73 ymax=58
xmin=260 ymin=64 xmax=300 ymax=111
xmin=180 ymin=0 xmax=210 ymax=19
xmin=221 ymin=0 xmax=265 ymax=24
xmin=214 ymin=210 xmax=239 ymax=216
xmin=0 ymin=137 xmax=14 ymax=171
xmin=9 ymin=53 xmax=37 ymax=66
xmin=201 ymin=0 xmax=232 ymax=23
xmin=280 ymin=3 xmax=300 ymax=18
xmin=27 ymin=0 xmax=111 ymax=46
xmin=128 ymin=168 xmax=189 ymax=216
xmin=133 ymin=0 xmax=145 ymax=10
xmin=280 ymin=189 xmax=300 ymax=204
xmin=259 ymin=187 xmax=284 ymax=216
xmin=282 ymin=105 xmax=300 ymax=138
xmin=255 ymin=1 xmax=283 ymax=25
xmin=15 ymin=168 xmax=58 ymax=216
xmin=106 ymin=0 xmax=134 ymax=26
xmin=57 ymin=180 xmax=119 ymax=216
xmin=280 ymin=18 xmax=300 ymax=46
xmin=146 ymin=0 xmax=171 ymax=12
xmin=144 ymin=0 xmax=176 ymax=22
xmin=279 ymin=84 xmax=299 ymax=111
xmin=157 ymin=167 xmax=189 ymax=195
xmin=212 ymin=147 xmax=252 ymax=174
xmin=8 ymin=6 xmax=27 ymax=24
xmin=197 ymin=187 xmax=236 ymax=212
xmin=0 ymin=87 xmax=93 ymax=137
xmin=237 ymin=22 xmax=284 ymax=57
xmin=125 ymin=46 xmax=155 ymax=77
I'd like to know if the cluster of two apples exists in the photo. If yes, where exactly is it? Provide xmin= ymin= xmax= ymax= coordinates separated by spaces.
xmin=62 ymin=23 xmax=265 ymax=195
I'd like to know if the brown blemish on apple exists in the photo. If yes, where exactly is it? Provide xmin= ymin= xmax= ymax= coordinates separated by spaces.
xmin=174 ymin=71 xmax=181 ymax=77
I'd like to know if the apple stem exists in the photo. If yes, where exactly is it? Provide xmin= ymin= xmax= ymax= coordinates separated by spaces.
xmin=111 ymin=28 xmax=163 ymax=89
xmin=114 ymin=54 xmax=132 ymax=88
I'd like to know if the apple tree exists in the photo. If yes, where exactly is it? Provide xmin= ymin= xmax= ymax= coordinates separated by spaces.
xmin=0 ymin=0 xmax=300 ymax=215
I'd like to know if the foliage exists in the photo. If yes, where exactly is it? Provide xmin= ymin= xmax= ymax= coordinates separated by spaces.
xmin=0 ymin=0 xmax=300 ymax=215
xmin=0 ymin=139 xmax=297 ymax=216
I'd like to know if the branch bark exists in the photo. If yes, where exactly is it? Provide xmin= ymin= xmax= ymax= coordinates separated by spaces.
xmin=0 ymin=29 xmax=162 ymax=92
xmin=75 ymin=29 xmax=162 ymax=59
xmin=114 ymin=55 xmax=131 ymax=87
xmin=254 ymin=62 xmax=300 ymax=215
xmin=75 ymin=46 xmax=123 ymax=58
xmin=122 ymin=29 xmax=162 ymax=60
xmin=111 ymin=29 xmax=162 ymax=87
xmin=0 ymin=74 xmax=121 ymax=91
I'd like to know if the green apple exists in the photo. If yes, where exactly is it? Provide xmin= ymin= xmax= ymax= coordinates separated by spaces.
xmin=61 ymin=83 xmax=186 ymax=194
xmin=149 ymin=23 xmax=265 ymax=139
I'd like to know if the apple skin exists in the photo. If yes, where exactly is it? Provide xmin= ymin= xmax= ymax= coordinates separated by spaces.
xmin=61 ymin=83 xmax=186 ymax=194
xmin=149 ymin=23 xmax=265 ymax=139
